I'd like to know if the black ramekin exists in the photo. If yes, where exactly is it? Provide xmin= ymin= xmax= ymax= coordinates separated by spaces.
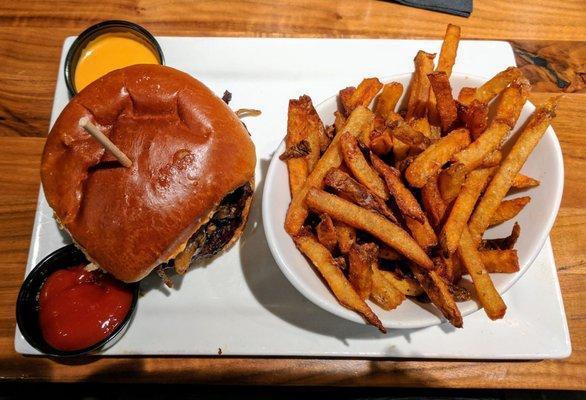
xmin=16 ymin=244 xmax=139 ymax=357
xmin=64 ymin=20 xmax=165 ymax=97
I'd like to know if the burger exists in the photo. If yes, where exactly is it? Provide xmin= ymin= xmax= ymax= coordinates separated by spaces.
xmin=41 ymin=64 xmax=256 ymax=283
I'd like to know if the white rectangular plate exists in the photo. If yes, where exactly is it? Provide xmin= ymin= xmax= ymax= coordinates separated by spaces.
xmin=16 ymin=37 xmax=570 ymax=358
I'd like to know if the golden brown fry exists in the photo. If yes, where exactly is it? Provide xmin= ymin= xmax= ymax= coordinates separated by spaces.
xmin=411 ymin=262 xmax=463 ymax=328
xmin=460 ymin=99 xmax=489 ymax=140
xmin=334 ymin=111 xmax=347 ymax=135
xmin=390 ymin=120 xmax=431 ymax=151
xmin=406 ymin=51 xmax=436 ymax=120
xmin=438 ymin=164 xmax=467 ymax=204
xmin=347 ymin=78 xmax=384 ymax=112
xmin=294 ymin=234 xmax=385 ymax=332
xmin=439 ymin=167 xmax=495 ymax=256
xmin=428 ymin=71 xmax=458 ymax=132
xmin=481 ymin=150 xmax=502 ymax=167
xmin=375 ymin=82 xmax=403 ymax=120
xmin=324 ymin=168 xmax=397 ymax=222
xmin=340 ymin=132 xmax=388 ymax=199
xmin=437 ymin=24 xmax=461 ymax=75
xmin=457 ymin=227 xmax=506 ymax=320
xmin=458 ymin=87 xmax=477 ymax=106
xmin=316 ymin=213 xmax=338 ymax=253
xmin=443 ymin=254 xmax=463 ymax=284
xmin=469 ymin=97 xmax=559 ymax=243
xmin=452 ymin=83 xmax=528 ymax=172
xmin=370 ymin=153 xmax=426 ymax=223
xmin=370 ymin=263 xmax=406 ymax=310
xmin=421 ymin=175 xmax=447 ymax=228
xmin=405 ymin=216 xmax=438 ymax=251
xmin=339 ymin=86 xmax=356 ymax=116
xmin=369 ymin=128 xmax=394 ymax=155
xmin=305 ymin=188 xmax=434 ymax=270
xmin=474 ymin=67 xmax=523 ymax=104
xmin=489 ymin=196 xmax=531 ymax=227
xmin=334 ymin=220 xmax=356 ymax=254
xmin=477 ymin=249 xmax=520 ymax=273
xmin=481 ymin=222 xmax=521 ymax=250
xmin=409 ymin=117 xmax=434 ymax=139
xmin=405 ymin=128 xmax=471 ymax=188
xmin=348 ymin=243 xmax=377 ymax=299
xmin=377 ymin=267 xmax=424 ymax=297
xmin=285 ymin=106 xmax=374 ymax=235
xmin=511 ymin=173 xmax=540 ymax=189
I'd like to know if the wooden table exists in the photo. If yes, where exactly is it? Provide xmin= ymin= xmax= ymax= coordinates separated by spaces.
xmin=0 ymin=0 xmax=584 ymax=389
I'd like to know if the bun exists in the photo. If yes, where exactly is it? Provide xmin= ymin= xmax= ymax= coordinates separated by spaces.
xmin=41 ymin=64 xmax=256 ymax=282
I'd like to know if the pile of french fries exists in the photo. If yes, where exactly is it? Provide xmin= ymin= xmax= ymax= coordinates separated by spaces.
xmin=281 ymin=24 xmax=559 ymax=332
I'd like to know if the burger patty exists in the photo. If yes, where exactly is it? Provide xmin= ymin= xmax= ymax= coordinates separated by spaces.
xmin=159 ymin=182 xmax=253 ymax=279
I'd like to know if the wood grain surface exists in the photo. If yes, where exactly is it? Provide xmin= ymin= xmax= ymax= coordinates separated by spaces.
xmin=0 ymin=0 xmax=585 ymax=389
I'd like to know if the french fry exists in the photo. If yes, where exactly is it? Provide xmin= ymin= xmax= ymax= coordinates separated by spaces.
xmin=477 ymin=249 xmax=520 ymax=273
xmin=376 ymin=267 xmax=424 ymax=297
xmin=452 ymin=83 xmax=528 ymax=172
xmin=334 ymin=220 xmax=356 ymax=254
xmin=305 ymin=188 xmax=434 ymax=270
xmin=295 ymin=234 xmax=385 ymax=332
xmin=370 ymin=262 xmax=406 ymax=310
xmin=316 ymin=213 xmax=338 ymax=252
xmin=410 ymin=262 xmax=463 ymax=328
xmin=285 ymin=106 xmax=374 ymax=235
xmin=438 ymin=164 xmax=467 ymax=204
xmin=481 ymin=222 xmax=521 ymax=250
xmin=406 ymin=51 xmax=436 ymax=120
xmin=474 ymin=67 xmax=523 ymax=104
xmin=437 ymin=23 xmax=461 ymax=77
xmin=339 ymin=86 xmax=356 ymax=116
xmin=439 ymin=167 xmax=495 ymax=256
xmin=405 ymin=128 xmax=471 ymax=188
xmin=393 ymin=138 xmax=411 ymax=164
xmin=370 ymin=153 xmax=426 ymax=223
xmin=347 ymin=78 xmax=384 ymax=113
xmin=428 ymin=71 xmax=458 ymax=132
xmin=489 ymin=196 xmax=530 ymax=227
xmin=482 ymin=150 xmax=502 ymax=167
xmin=511 ymin=173 xmax=540 ymax=189
xmin=442 ymin=254 xmax=463 ymax=284
xmin=378 ymin=245 xmax=402 ymax=261
xmin=405 ymin=216 xmax=438 ymax=251
xmin=375 ymin=82 xmax=403 ymax=120
xmin=458 ymin=87 xmax=477 ymax=106
xmin=421 ymin=174 xmax=447 ymax=228
xmin=369 ymin=128 xmax=394 ymax=155
xmin=324 ymin=168 xmax=397 ymax=222
xmin=457 ymin=227 xmax=506 ymax=320
xmin=348 ymin=243 xmax=377 ymax=299
xmin=389 ymin=120 xmax=431 ymax=151
xmin=334 ymin=111 xmax=347 ymax=134
xmin=409 ymin=117 xmax=435 ymax=139
xmin=469 ymin=97 xmax=559 ymax=243
xmin=460 ymin=99 xmax=489 ymax=139
xmin=340 ymin=132 xmax=389 ymax=199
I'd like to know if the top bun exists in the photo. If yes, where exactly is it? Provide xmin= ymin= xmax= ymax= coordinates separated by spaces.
xmin=41 ymin=64 xmax=256 ymax=282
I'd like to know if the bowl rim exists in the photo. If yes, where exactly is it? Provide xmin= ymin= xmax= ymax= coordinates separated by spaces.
xmin=262 ymin=71 xmax=564 ymax=329
xmin=16 ymin=243 xmax=139 ymax=357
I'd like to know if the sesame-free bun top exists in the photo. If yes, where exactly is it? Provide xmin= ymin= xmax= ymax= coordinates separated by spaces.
xmin=41 ymin=64 xmax=256 ymax=282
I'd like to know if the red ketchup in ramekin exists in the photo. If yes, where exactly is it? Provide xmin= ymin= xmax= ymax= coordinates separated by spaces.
xmin=38 ymin=264 xmax=133 ymax=351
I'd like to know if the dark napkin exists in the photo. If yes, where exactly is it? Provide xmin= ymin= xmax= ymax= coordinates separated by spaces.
xmin=390 ymin=0 xmax=473 ymax=17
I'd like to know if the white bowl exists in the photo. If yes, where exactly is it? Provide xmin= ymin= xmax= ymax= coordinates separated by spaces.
xmin=262 ymin=73 xmax=564 ymax=329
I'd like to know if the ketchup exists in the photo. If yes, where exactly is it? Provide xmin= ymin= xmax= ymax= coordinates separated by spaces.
xmin=38 ymin=264 xmax=133 ymax=351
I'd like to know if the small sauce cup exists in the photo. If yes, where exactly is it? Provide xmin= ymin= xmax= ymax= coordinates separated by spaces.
xmin=16 ymin=244 xmax=139 ymax=357
xmin=64 ymin=20 xmax=164 ymax=97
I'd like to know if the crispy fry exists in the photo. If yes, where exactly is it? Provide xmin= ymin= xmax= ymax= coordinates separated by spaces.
xmin=316 ymin=214 xmax=338 ymax=253
xmin=481 ymin=222 xmax=521 ymax=250
xmin=481 ymin=150 xmax=502 ymax=167
xmin=460 ymin=99 xmax=489 ymax=139
xmin=305 ymin=188 xmax=434 ymax=270
xmin=457 ymin=227 xmax=506 ymax=320
xmin=428 ymin=71 xmax=458 ymax=132
xmin=405 ymin=128 xmax=471 ymax=188
xmin=280 ymin=139 xmax=310 ymax=161
xmin=377 ymin=267 xmax=423 ymax=297
xmin=378 ymin=245 xmax=402 ymax=261
xmin=324 ymin=168 xmax=396 ymax=222
xmin=339 ymin=86 xmax=356 ymax=116
xmin=511 ymin=173 xmax=540 ymax=189
xmin=348 ymin=243 xmax=377 ymax=299
xmin=347 ymin=78 xmax=384 ymax=112
xmin=409 ymin=117 xmax=434 ymax=139
xmin=449 ymin=283 xmax=472 ymax=302
xmin=390 ymin=120 xmax=431 ymax=151
xmin=406 ymin=51 xmax=436 ymax=120
xmin=333 ymin=220 xmax=356 ymax=254
xmin=421 ymin=174 xmax=447 ymax=228
xmin=375 ymin=82 xmax=403 ymax=120
xmin=439 ymin=167 xmax=495 ymax=256
xmin=369 ymin=128 xmax=394 ymax=155
xmin=295 ymin=234 xmax=385 ymax=332
xmin=411 ymin=262 xmax=463 ymax=328
xmin=370 ymin=153 xmax=426 ymax=223
xmin=340 ymin=132 xmax=389 ymax=199
xmin=334 ymin=111 xmax=347 ymax=134
xmin=443 ymin=254 xmax=463 ymax=284
xmin=370 ymin=262 xmax=406 ymax=310
xmin=474 ymin=67 xmax=523 ymax=104
xmin=475 ymin=249 xmax=520 ymax=273
xmin=452 ymin=83 xmax=528 ymax=172
xmin=285 ymin=106 xmax=374 ymax=235
xmin=458 ymin=87 xmax=477 ymax=107
xmin=405 ymin=216 xmax=438 ymax=251
xmin=489 ymin=196 xmax=530 ymax=227
xmin=438 ymin=164 xmax=467 ymax=204
xmin=437 ymin=23 xmax=461 ymax=77
xmin=469 ymin=97 xmax=559 ymax=243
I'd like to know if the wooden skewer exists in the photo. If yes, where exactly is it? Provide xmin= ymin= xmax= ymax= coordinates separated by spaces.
xmin=79 ymin=117 xmax=132 ymax=168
